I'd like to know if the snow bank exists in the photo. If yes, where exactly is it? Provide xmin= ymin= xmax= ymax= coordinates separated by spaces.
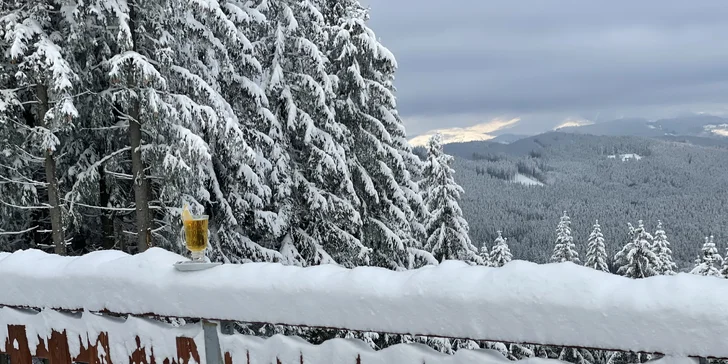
xmin=0 ymin=307 xmax=204 ymax=364
xmin=649 ymin=357 xmax=698 ymax=364
xmin=2 ymin=248 xmax=728 ymax=357
xmin=221 ymin=334 xmax=565 ymax=364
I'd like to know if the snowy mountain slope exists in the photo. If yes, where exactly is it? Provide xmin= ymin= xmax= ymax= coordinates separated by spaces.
xmin=556 ymin=115 xmax=728 ymax=139
xmin=554 ymin=119 xmax=594 ymax=130
xmin=556 ymin=118 xmax=662 ymax=137
xmin=409 ymin=118 xmax=521 ymax=146
xmin=444 ymin=132 xmax=596 ymax=159
xmin=491 ymin=133 xmax=531 ymax=144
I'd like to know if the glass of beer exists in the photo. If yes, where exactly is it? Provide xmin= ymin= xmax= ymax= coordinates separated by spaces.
xmin=183 ymin=214 xmax=209 ymax=262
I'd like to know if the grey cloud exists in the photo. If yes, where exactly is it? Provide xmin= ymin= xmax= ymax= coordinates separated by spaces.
xmin=361 ymin=0 xmax=728 ymax=135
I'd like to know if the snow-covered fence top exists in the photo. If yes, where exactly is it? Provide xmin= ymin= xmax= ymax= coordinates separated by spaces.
xmin=1 ymin=248 xmax=727 ymax=358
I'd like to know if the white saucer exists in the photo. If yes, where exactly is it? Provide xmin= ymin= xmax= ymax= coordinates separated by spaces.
xmin=173 ymin=261 xmax=222 ymax=271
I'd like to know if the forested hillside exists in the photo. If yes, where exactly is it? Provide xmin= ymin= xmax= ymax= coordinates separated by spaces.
xmin=447 ymin=132 xmax=728 ymax=269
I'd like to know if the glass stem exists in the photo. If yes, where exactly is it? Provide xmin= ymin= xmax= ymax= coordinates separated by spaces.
xmin=191 ymin=250 xmax=205 ymax=262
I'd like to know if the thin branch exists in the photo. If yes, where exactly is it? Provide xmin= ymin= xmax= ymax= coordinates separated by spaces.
xmin=0 ymin=199 xmax=50 ymax=210
xmin=103 ymin=169 xmax=133 ymax=180
xmin=83 ymin=124 xmax=128 ymax=132
xmin=62 ymin=200 xmax=136 ymax=212
xmin=151 ymin=224 xmax=169 ymax=233
xmin=62 ymin=199 xmax=162 ymax=212
xmin=0 ymin=174 xmax=48 ymax=186
xmin=66 ymin=146 xmax=132 ymax=214
xmin=0 ymin=226 xmax=38 ymax=236
xmin=14 ymin=146 xmax=44 ymax=162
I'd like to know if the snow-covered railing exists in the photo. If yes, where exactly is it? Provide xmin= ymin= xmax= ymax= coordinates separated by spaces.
xmin=1 ymin=248 xmax=727 ymax=361
xmin=2 ymin=307 xmax=547 ymax=364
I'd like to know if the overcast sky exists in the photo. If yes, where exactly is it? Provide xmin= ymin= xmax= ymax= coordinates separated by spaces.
xmin=361 ymin=0 xmax=728 ymax=137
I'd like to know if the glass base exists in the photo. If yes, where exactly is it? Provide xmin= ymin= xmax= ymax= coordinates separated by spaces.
xmin=191 ymin=250 xmax=206 ymax=262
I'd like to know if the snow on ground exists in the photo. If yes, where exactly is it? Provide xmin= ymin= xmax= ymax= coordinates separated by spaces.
xmin=511 ymin=173 xmax=544 ymax=186
xmin=607 ymin=153 xmax=642 ymax=161
xmin=649 ymin=357 xmax=698 ymax=364
xmin=2 ymin=249 xmax=728 ymax=357
xmin=704 ymin=124 xmax=728 ymax=137
xmin=221 ymin=333 xmax=566 ymax=364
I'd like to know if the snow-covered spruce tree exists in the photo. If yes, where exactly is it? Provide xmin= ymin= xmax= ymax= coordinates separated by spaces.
xmin=166 ymin=0 xmax=284 ymax=263
xmin=323 ymin=0 xmax=434 ymax=270
xmin=490 ymin=231 xmax=513 ymax=267
xmin=0 ymin=81 xmax=32 ymax=251
xmin=584 ymin=220 xmax=608 ymax=272
xmin=691 ymin=236 xmax=722 ymax=277
xmin=550 ymin=211 xmax=579 ymax=264
xmin=258 ymin=0 xmax=367 ymax=267
xmin=422 ymin=133 xmax=480 ymax=264
xmin=62 ymin=0 xmax=173 ymax=253
xmin=652 ymin=220 xmax=677 ymax=275
xmin=479 ymin=242 xmax=491 ymax=266
xmin=60 ymin=0 xmax=276 ymax=256
xmin=614 ymin=220 xmax=659 ymax=278
xmin=558 ymin=346 xmax=594 ymax=364
xmin=0 ymin=1 xmax=81 ymax=255
xmin=720 ymin=240 xmax=728 ymax=278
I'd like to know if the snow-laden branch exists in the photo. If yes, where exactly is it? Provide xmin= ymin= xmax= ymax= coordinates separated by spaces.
xmin=65 ymin=147 xmax=132 ymax=216
xmin=0 ymin=199 xmax=49 ymax=210
xmin=0 ymin=226 xmax=38 ymax=235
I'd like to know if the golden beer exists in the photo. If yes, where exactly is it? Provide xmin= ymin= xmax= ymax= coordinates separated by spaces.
xmin=184 ymin=216 xmax=208 ymax=252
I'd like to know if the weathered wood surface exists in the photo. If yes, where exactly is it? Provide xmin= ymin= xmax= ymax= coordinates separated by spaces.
xmin=1 ymin=325 xmax=203 ymax=364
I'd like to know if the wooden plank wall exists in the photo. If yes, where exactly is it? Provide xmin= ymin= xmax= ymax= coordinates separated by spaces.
xmin=0 ymin=325 xmax=200 ymax=364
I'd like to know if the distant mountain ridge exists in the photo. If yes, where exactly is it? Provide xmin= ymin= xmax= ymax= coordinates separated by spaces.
xmin=557 ymin=115 xmax=728 ymax=139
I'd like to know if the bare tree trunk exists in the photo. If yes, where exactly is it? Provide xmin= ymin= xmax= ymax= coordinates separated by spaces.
xmin=128 ymin=102 xmax=151 ymax=252
xmin=36 ymin=84 xmax=66 ymax=255
xmin=127 ymin=0 xmax=151 ymax=253
xmin=98 ymin=167 xmax=116 ymax=249
xmin=23 ymin=106 xmax=43 ymax=249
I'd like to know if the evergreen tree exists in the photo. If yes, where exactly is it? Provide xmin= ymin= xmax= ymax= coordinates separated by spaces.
xmin=490 ymin=231 xmax=513 ymax=267
xmin=479 ymin=242 xmax=491 ymax=266
xmin=558 ymin=347 xmax=594 ymax=364
xmin=422 ymin=133 xmax=480 ymax=264
xmin=550 ymin=211 xmax=580 ymax=263
xmin=258 ymin=0 xmax=367 ymax=266
xmin=0 ymin=0 xmax=80 ymax=254
xmin=55 ymin=0 xmax=279 ymax=258
xmin=614 ymin=220 xmax=660 ymax=278
xmin=652 ymin=220 xmax=677 ymax=275
xmin=323 ymin=0 xmax=433 ymax=270
xmin=720 ymin=241 xmax=728 ymax=278
xmin=584 ymin=220 xmax=608 ymax=272
xmin=691 ymin=236 xmax=722 ymax=277
xmin=509 ymin=344 xmax=535 ymax=361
